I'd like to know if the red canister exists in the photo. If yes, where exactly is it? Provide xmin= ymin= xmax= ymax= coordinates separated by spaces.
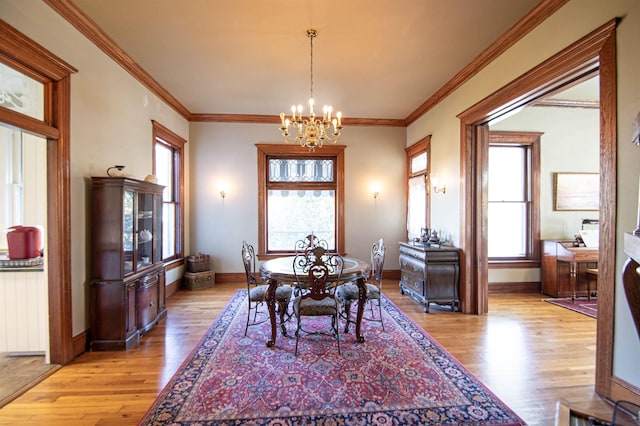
xmin=6 ymin=226 xmax=42 ymax=259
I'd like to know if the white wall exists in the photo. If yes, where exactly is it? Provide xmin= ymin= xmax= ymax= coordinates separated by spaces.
xmin=0 ymin=0 xmax=190 ymax=335
xmin=188 ymin=122 xmax=407 ymax=273
xmin=407 ymin=0 xmax=640 ymax=389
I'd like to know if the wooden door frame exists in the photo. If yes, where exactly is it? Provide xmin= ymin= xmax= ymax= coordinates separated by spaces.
xmin=0 ymin=20 xmax=77 ymax=364
xmin=458 ymin=19 xmax=617 ymax=399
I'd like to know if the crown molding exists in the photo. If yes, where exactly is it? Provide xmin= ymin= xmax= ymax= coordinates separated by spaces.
xmin=43 ymin=0 xmax=191 ymax=120
xmin=190 ymin=113 xmax=406 ymax=127
xmin=405 ymin=0 xmax=570 ymax=125
xmin=45 ymin=0 xmax=568 ymax=127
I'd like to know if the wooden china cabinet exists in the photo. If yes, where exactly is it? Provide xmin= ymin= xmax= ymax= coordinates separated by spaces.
xmin=89 ymin=177 xmax=166 ymax=351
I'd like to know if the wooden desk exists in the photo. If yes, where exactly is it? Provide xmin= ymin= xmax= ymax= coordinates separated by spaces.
xmin=542 ymin=240 xmax=598 ymax=299
xmin=260 ymin=256 xmax=370 ymax=348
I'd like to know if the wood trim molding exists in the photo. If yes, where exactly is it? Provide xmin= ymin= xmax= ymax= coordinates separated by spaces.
xmin=405 ymin=0 xmax=570 ymax=125
xmin=255 ymin=144 xmax=346 ymax=258
xmin=0 ymin=19 xmax=75 ymax=364
xmin=488 ymin=282 xmax=541 ymax=294
xmin=0 ymin=105 xmax=59 ymax=139
xmin=42 ymin=0 xmax=567 ymax=128
xmin=190 ymin=113 xmax=406 ymax=127
xmin=530 ymin=98 xmax=599 ymax=109
xmin=43 ymin=0 xmax=191 ymax=120
xmin=611 ymin=376 xmax=640 ymax=406
xmin=0 ymin=19 xmax=77 ymax=79
xmin=458 ymin=18 xmax=619 ymax=400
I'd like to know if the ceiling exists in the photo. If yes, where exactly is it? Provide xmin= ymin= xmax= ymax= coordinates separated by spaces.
xmin=70 ymin=0 xmax=543 ymax=121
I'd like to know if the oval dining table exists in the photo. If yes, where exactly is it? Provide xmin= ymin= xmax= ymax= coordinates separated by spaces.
xmin=259 ymin=255 xmax=371 ymax=348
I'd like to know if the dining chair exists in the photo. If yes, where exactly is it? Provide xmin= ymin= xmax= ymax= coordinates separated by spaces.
xmin=292 ymin=234 xmax=330 ymax=296
xmin=292 ymin=246 xmax=343 ymax=356
xmin=241 ymin=241 xmax=292 ymax=336
xmin=336 ymin=238 xmax=385 ymax=333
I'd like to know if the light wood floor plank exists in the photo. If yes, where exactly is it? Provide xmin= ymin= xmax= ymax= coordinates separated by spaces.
xmin=0 ymin=281 xmax=617 ymax=425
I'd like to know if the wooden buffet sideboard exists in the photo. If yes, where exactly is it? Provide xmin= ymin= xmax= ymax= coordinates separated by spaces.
xmin=541 ymin=240 xmax=598 ymax=299
xmin=399 ymin=242 xmax=460 ymax=312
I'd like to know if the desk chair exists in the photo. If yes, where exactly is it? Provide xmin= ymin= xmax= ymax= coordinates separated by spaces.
xmin=585 ymin=268 xmax=598 ymax=300
xmin=241 ymin=241 xmax=292 ymax=336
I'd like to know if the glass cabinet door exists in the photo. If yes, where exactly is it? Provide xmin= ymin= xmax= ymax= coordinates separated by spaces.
xmin=123 ymin=190 xmax=134 ymax=274
xmin=137 ymin=192 xmax=154 ymax=270
xmin=154 ymin=193 xmax=163 ymax=264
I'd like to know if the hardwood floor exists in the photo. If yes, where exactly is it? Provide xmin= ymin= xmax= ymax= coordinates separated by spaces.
xmin=0 ymin=281 xmax=616 ymax=425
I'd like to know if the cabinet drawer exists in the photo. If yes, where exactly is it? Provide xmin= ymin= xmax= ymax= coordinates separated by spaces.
xmin=137 ymin=277 xmax=158 ymax=331
xmin=400 ymin=254 xmax=425 ymax=296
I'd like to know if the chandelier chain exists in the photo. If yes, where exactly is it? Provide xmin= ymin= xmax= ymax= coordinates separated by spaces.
xmin=309 ymin=32 xmax=313 ymax=100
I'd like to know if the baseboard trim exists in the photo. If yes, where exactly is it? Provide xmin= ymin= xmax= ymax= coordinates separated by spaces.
xmin=166 ymin=278 xmax=180 ymax=297
xmin=72 ymin=329 xmax=88 ymax=359
xmin=488 ymin=281 xmax=541 ymax=294
xmin=215 ymin=273 xmax=245 ymax=283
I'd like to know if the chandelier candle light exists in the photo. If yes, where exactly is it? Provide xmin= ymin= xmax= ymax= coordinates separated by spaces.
xmin=280 ymin=29 xmax=342 ymax=149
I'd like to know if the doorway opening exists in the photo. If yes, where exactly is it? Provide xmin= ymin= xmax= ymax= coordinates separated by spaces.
xmin=458 ymin=19 xmax=617 ymax=399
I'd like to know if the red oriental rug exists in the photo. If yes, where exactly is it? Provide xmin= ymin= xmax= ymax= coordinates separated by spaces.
xmin=139 ymin=290 xmax=525 ymax=425
xmin=545 ymin=297 xmax=598 ymax=319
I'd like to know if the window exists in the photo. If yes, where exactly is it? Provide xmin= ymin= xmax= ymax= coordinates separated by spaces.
xmin=152 ymin=121 xmax=186 ymax=262
xmin=257 ymin=144 xmax=345 ymax=258
xmin=488 ymin=131 xmax=540 ymax=262
xmin=0 ymin=61 xmax=46 ymax=252
xmin=406 ymin=136 xmax=430 ymax=241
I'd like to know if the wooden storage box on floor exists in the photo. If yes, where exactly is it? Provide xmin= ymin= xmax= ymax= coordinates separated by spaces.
xmin=184 ymin=270 xmax=215 ymax=290
xmin=187 ymin=253 xmax=211 ymax=273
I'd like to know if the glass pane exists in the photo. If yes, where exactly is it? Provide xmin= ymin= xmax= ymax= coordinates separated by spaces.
xmin=162 ymin=203 xmax=176 ymax=259
xmin=269 ymin=158 xmax=334 ymax=182
xmin=488 ymin=202 xmax=527 ymax=257
xmin=137 ymin=192 xmax=154 ymax=268
xmin=267 ymin=189 xmax=335 ymax=251
xmin=489 ymin=146 xmax=525 ymax=201
xmin=123 ymin=190 xmax=134 ymax=274
xmin=407 ymin=175 xmax=426 ymax=240
xmin=0 ymin=124 xmax=46 ymax=253
xmin=0 ymin=125 xmax=23 ymax=251
xmin=0 ymin=62 xmax=44 ymax=120
xmin=411 ymin=152 xmax=427 ymax=174
xmin=155 ymin=142 xmax=173 ymax=201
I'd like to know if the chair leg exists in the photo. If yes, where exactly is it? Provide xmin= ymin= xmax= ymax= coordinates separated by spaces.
xmin=294 ymin=315 xmax=301 ymax=356
xmin=333 ymin=314 xmax=341 ymax=355
xmin=277 ymin=299 xmax=288 ymax=336
xmin=378 ymin=299 xmax=385 ymax=331
xmin=244 ymin=300 xmax=251 ymax=336
xmin=343 ymin=300 xmax=352 ymax=333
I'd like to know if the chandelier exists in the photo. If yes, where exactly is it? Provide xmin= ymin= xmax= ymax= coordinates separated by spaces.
xmin=279 ymin=29 xmax=343 ymax=149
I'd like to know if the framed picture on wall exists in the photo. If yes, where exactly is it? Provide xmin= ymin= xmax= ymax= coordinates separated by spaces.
xmin=553 ymin=172 xmax=599 ymax=211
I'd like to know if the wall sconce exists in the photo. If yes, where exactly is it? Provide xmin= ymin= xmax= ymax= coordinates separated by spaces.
xmin=432 ymin=176 xmax=447 ymax=194
xmin=219 ymin=190 xmax=226 ymax=199
xmin=370 ymin=181 xmax=381 ymax=199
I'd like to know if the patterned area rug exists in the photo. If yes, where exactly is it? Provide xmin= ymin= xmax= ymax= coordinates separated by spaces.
xmin=545 ymin=297 xmax=598 ymax=318
xmin=139 ymin=290 xmax=525 ymax=425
